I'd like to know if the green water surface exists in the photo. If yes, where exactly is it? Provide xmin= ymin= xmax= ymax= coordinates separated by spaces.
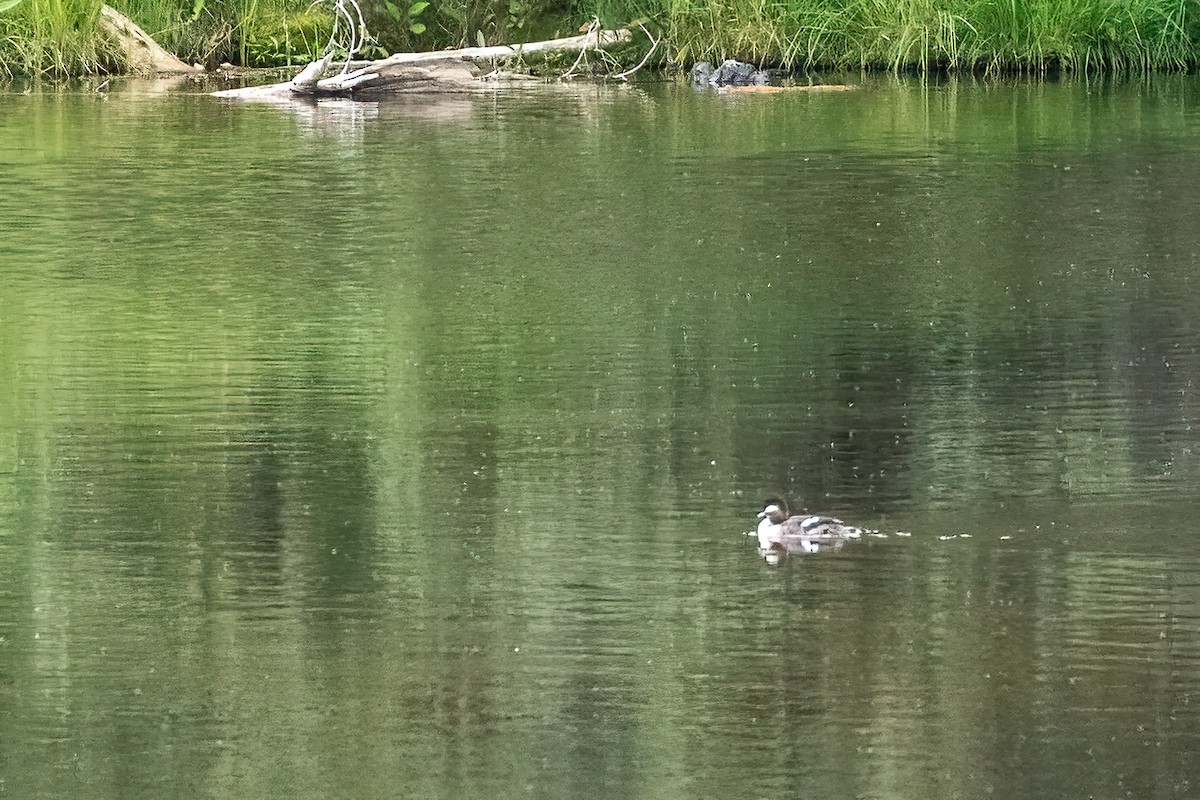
xmin=2 ymin=75 xmax=1200 ymax=798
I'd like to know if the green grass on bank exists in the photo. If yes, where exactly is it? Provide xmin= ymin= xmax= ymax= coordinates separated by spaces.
xmin=650 ymin=0 xmax=1200 ymax=72
xmin=0 ymin=0 xmax=333 ymax=73
xmin=113 ymin=0 xmax=332 ymax=68
xmin=0 ymin=0 xmax=116 ymax=75
xmin=1 ymin=0 xmax=1197 ymax=75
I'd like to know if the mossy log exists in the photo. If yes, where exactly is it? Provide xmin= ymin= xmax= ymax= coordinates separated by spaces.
xmin=213 ymin=29 xmax=631 ymax=101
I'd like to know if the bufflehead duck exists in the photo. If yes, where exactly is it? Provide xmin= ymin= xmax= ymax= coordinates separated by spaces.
xmin=756 ymin=498 xmax=863 ymax=555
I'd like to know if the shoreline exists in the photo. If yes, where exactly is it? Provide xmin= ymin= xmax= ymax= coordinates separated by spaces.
xmin=2 ymin=0 xmax=1197 ymax=79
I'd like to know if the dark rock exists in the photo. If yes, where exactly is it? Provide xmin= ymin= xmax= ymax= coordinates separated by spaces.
xmin=691 ymin=59 xmax=769 ymax=87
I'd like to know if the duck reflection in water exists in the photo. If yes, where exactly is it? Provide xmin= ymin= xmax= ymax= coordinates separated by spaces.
xmin=755 ymin=498 xmax=863 ymax=561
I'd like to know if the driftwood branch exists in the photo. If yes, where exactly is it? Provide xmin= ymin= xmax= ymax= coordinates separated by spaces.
xmin=324 ymin=0 xmax=368 ymax=72
xmin=560 ymin=17 xmax=600 ymax=79
xmin=361 ymin=27 xmax=629 ymax=69
xmin=213 ymin=28 xmax=632 ymax=101
xmin=611 ymin=24 xmax=659 ymax=80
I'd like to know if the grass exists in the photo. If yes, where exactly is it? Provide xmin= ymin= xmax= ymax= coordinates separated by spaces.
xmin=646 ymin=0 xmax=1200 ymax=72
xmin=110 ymin=0 xmax=334 ymax=67
xmin=0 ymin=0 xmax=119 ymax=74
xmin=1 ymin=0 xmax=1197 ymax=74
xmin=0 ymin=0 xmax=331 ymax=73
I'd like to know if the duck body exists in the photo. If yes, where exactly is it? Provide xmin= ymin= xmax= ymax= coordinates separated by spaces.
xmin=756 ymin=499 xmax=862 ymax=555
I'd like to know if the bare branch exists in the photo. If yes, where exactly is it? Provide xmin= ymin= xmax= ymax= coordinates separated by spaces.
xmin=611 ymin=24 xmax=660 ymax=80
xmin=560 ymin=17 xmax=600 ymax=79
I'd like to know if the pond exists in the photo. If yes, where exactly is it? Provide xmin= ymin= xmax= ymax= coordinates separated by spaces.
xmin=2 ymin=73 xmax=1200 ymax=798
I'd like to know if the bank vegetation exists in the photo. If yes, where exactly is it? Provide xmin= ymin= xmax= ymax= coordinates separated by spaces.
xmin=1 ymin=0 xmax=1197 ymax=77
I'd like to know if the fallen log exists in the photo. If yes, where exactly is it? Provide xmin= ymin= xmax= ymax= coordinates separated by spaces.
xmin=213 ymin=28 xmax=631 ymax=101
xmin=719 ymin=84 xmax=856 ymax=94
xmin=99 ymin=4 xmax=203 ymax=74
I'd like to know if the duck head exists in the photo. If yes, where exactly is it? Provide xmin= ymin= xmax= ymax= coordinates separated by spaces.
xmin=756 ymin=498 xmax=790 ymax=525
xmin=756 ymin=499 xmax=789 ymax=549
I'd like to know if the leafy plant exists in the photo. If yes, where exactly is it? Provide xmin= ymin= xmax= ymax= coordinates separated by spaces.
xmin=408 ymin=0 xmax=427 ymax=33
xmin=378 ymin=0 xmax=427 ymax=37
